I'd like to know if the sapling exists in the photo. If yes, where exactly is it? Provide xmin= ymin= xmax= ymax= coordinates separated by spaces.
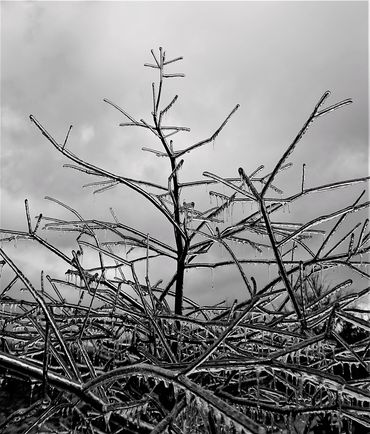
xmin=0 ymin=48 xmax=369 ymax=433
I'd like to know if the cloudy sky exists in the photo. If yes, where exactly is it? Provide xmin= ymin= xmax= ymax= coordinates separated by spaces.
xmin=1 ymin=1 xmax=368 ymax=306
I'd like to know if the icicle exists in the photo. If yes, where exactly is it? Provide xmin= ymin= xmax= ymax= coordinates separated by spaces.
xmin=340 ymin=361 xmax=344 ymax=376
xmin=319 ymin=386 xmax=323 ymax=406
xmin=349 ymin=363 xmax=354 ymax=380
xmin=256 ymin=367 xmax=261 ymax=409
xmin=270 ymin=412 xmax=275 ymax=433
xmin=272 ymin=369 xmax=277 ymax=391
xmin=173 ymin=384 xmax=180 ymax=399
xmin=337 ymin=387 xmax=343 ymax=432
xmin=238 ymin=369 xmax=242 ymax=393
xmin=250 ymin=406 xmax=257 ymax=423
xmin=298 ymin=374 xmax=304 ymax=397
xmin=29 ymin=382 xmax=35 ymax=401
xmin=348 ymin=418 xmax=353 ymax=432
xmin=304 ymin=347 xmax=310 ymax=364
xmin=288 ymin=412 xmax=293 ymax=431
xmin=185 ymin=389 xmax=192 ymax=404
xmin=261 ymin=409 xmax=267 ymax=424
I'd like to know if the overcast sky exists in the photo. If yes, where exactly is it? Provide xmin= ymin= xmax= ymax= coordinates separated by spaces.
xmin=1 ymin=1 xmax=369 ymax=306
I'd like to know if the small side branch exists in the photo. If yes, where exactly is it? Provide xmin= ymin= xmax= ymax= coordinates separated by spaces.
xmin=175 ymin=105 xmax=240 ymax=157
xmin=261 ymin=92 xmax=352 ymax=197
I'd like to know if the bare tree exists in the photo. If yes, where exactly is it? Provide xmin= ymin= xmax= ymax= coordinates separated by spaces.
xmin=0 ymin=48 xmax=369 ymax=433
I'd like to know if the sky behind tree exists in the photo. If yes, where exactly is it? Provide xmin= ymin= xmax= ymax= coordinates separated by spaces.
xmin=1 ymin=1 xmax=368 ymax=306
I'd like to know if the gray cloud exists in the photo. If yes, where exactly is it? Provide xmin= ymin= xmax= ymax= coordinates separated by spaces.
xmin=1 ymin=1 xmax=368 ymax=305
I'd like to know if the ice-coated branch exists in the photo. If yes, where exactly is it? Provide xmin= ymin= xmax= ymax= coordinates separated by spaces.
xmin=1 ymin=47 xmax=368 ymax=433
xmin=238 ymin=166 xmax=304 ymax=324
xmin=175 ymin=104 xmax=240 ymax=157
xmin=29 ymin=115 xmax=187 ymax=241
xmin=0 ymin=248 xmax=81 ymax=380
xmin=261 ymin=91 xmax=352 ymax=197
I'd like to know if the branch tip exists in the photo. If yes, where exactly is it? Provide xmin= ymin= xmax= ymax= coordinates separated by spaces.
xmin=25 ymin=199 xmax=32 ymax=233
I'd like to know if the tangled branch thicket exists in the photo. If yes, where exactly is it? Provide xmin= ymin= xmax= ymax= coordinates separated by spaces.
xmin=0 ymin=48 xmax=369 ymax=434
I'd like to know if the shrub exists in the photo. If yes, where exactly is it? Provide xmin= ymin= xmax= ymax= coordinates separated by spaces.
xmin=0 ymin=48 xmax=369 ymax=433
